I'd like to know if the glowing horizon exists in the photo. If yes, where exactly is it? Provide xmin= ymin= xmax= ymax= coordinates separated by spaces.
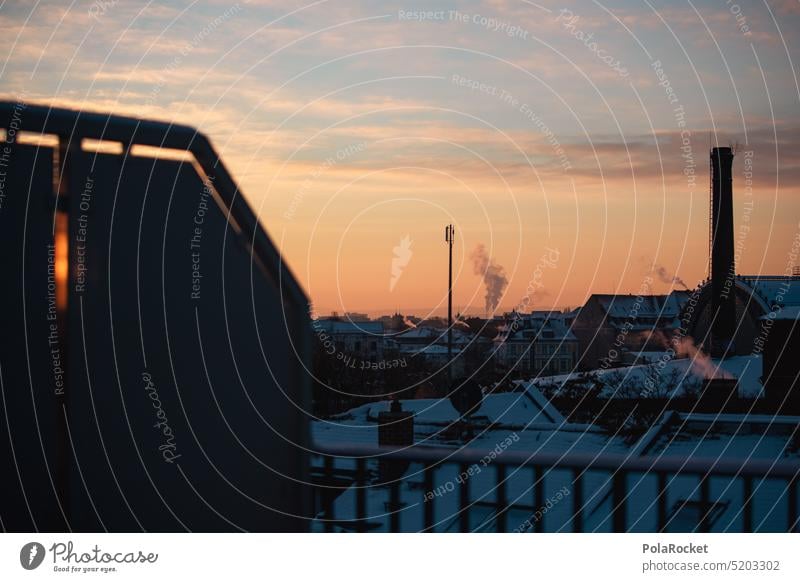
xmin=2 ymin=0 xmax=799 ymax=315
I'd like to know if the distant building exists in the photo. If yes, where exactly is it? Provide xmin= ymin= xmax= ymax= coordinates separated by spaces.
xmin=375 ymin=312 xmax=413 ymax=332
xmin=392 ymin=324 xmax=479 ymax=376
xmin=571 ymin=291 xmax=690 ymax=370
xmin=396 ymin=343 xmax=464 ymax=376
xmin=343 ymin=312 xmax=371 ymax=322
xmin=394 ymin=325 xmax=472 ymax=349
xmin=494 ymin=312 xmax=578 ymax=376
xmin=314 ymin=319 xmax=389 ymax=360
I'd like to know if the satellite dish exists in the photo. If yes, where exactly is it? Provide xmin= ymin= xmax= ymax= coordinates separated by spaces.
xmin=449 ymin=377 xmax=483 ymax=418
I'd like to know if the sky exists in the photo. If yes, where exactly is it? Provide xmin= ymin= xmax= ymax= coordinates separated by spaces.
xmin=1 ymin=0 xmax=799 ymax=317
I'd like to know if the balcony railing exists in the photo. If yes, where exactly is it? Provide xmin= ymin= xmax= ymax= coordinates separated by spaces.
xmin=311 ymin=442 xmax=800 ymax=533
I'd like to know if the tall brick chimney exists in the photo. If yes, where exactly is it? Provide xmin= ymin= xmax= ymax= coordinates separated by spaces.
xmin=710 ymin=146 xmax=736 ymax=353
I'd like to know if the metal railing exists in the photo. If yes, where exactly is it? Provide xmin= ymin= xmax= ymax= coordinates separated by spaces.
xmin=0 ymin=100 xmax=309 ymax=316
xmin=312 ymin=442 xmax=800 ymax=533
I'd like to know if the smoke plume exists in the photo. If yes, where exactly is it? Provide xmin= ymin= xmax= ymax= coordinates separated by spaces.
xmin=652 ymin=263 xmax=688 ymax=290
xmin=649 ymin=331 xmax=733 ymax=379
xmin=470 ymin=244 xmax=509 ymax=315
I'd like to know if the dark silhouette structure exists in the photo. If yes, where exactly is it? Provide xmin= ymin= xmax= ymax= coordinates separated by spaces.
xmin=683 ymin=148 xmax=800 ymax=359
xmin=709 ymin=146 xmax=736 ymax=353
xmin=762 ymin=309 xmax=800 ymax=414
xmin=445 ymin=224 xmax=454 ymax=384
xmin=0 ymin=102 xmax=312 ymax=531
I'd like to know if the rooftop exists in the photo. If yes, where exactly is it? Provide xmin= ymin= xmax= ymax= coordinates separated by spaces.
xmin=522 ymin=354 xmax=764 ymax=399
xmin=590 ymin=290 xmax=690 ymax=319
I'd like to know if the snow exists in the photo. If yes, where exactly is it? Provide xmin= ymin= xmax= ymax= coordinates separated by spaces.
xmin=642 ymin=412 xmax=800 ymax=459
xmin=326 ymin=391 xmax=565 ymax=427
xmin=312 ymin=389 xmax=629 ymax=456
xmin=595 ymin=291 xmax=689 ymax=319
xmin=311 ymin=365 xmax=799 ymax=532
xmin=522 ymin=354 xmax=765 ymax=399
xmin=313 ymin=408 xmax=800 ymax=532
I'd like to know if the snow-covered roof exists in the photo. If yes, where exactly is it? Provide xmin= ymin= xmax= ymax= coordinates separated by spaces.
xmin=522 ymin=354 xmax=764 ymax=399
xmin=311 ymin=386 xmax=628 ymax=459
xmin=578 ymin=410 xmax=800 ymax=532
xmin=312 ymin=406 xmax=800 ymax=532
xmin=311 ymin=388 xmax=634 ymax=531
xmin=321 ymin=389 xmax=564 ymax=430
xmin=593 ymin=290 xmax=690 ymax=319
xmin=641 ymin=412 xmax=800 ymax=459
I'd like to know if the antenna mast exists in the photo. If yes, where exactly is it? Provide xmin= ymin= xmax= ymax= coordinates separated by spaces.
xmin=445 ymin=224 xmax=454 ymax=385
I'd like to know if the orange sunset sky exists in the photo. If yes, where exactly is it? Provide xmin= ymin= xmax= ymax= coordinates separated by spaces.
xmin=2 ymin=0 xmax=799 ymax=316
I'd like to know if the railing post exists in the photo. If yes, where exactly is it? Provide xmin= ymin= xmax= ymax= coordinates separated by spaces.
xmin=496 ymin=464 xmax=507 ymax=533
xmin=356 ymin=457 xmax=366 ymax=533
xmin=789 ymin=475 xmax=798 ymax=534
xmin=699 ymin=475 xmax=711 ymax=533
xmin=612 ymin=471 xmax=627 ymax=533
xmin=309 ymin=444 xmax=800 ymax=534
xmin=742 ymin=476 xmax=753 ymax=533
xmin=459 ymin=463 xmax=470 ymax=533
xmin=390 ymin=480 xmax=400 ymax=533
xmin=324 ymin=455 xmax=334 ymax=533
xmin=424 ymin=463 xmax=435 ymax=532
xmin=572 ymin=470 xmax=583 ymax=532
xmin=534 ymin=466 xmax=544 ymax=533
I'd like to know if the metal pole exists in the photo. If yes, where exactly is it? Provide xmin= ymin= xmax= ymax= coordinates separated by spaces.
xmin=446 ymin=225 xmax=454 ymax=386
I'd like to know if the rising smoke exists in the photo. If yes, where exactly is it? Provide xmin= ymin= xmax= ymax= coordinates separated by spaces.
xmin=647 ymin=330 xmax=733 ymax=379
xmin=652 ymin=263 xmax=688 ymax=290
xmin=470 ymin=244 xmax=509 ymax=315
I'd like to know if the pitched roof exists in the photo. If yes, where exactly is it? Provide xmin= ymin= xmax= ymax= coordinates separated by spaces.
xmin=591 ymin=291 xmax=690 ymax=319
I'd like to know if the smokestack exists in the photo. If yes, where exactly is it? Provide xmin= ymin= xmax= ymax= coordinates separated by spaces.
xmin=710 ymin=146 xmax=736 ymax=353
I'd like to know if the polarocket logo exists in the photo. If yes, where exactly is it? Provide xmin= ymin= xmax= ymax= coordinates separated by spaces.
xmin=20 ymin=542 xmax=46 ymax=570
